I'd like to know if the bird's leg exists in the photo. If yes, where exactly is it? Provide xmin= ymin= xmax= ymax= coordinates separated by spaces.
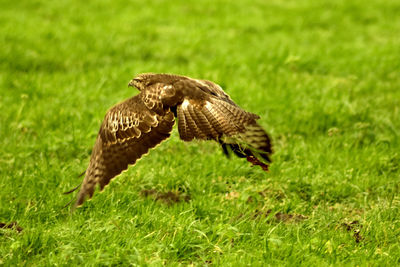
xmin=246 ymin=156 xmax=269 ymax=172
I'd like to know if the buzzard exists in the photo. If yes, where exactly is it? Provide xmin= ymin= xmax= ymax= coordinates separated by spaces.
xmin=71 ymin=73 xmax=272 ymax=207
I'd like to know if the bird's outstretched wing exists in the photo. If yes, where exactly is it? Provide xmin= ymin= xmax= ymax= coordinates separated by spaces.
xmin=158 ymin=77 xmax=273 ymax=164
xmin=75 ymin=96 xmax=175 ymax=206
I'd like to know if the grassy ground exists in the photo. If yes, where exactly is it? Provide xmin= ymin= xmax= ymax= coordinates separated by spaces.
xmin=1 ymin=0 xmax=400 ymax=265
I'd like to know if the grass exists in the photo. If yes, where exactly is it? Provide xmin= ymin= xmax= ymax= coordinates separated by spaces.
xmin=1 ymin=0 xmax=400 ymax=265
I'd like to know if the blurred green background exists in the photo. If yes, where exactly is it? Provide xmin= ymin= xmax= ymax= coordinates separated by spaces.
xmin=1 ymin=0 xmax=399 ymax=265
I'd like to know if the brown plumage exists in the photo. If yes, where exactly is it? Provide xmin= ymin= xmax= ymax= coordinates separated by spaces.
xmin=72 ymin=73 xmax=273 ymax=207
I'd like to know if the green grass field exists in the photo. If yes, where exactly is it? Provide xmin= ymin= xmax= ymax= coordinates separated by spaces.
xmin=1 ymin=0 xmax=400 ymax=265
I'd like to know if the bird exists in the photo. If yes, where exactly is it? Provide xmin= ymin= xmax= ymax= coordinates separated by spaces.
xmin=70 ymin=73 xmax=273 ymax=207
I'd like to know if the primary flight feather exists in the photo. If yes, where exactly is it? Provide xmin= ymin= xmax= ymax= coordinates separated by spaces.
xmin=74 ymin=73 xmax=272 ymax=206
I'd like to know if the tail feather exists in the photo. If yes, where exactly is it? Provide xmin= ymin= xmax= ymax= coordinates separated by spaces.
xmin=220 ymin=122 xmax=272 ymax=170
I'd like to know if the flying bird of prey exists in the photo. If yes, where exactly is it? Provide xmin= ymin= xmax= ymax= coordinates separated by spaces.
xmin=72 ymin=73 xmax=272 ymax=206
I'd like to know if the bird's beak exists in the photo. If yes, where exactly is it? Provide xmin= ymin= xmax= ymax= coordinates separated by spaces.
xmin=128 ymin=78 xmax=142 ymax=87
xmin=128 ymin=79 xmax=135 ymax=87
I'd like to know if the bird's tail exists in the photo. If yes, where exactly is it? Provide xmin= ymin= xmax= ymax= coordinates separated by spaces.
xmin=220 ymin=122 xmax=272 ymax=171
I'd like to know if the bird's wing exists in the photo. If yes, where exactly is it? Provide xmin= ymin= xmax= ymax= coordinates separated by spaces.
xmin=140 ymin=82 xmax=166 ymax=114
xmin=195 ymin=79 xmax=238 ymax=106
xmin=75 ymin=96 xmax=175 ymax=206
xmin=170 ymin=79 xmax=272 ymax=165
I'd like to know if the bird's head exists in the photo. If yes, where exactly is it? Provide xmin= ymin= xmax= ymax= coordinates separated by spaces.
xmin=128 ymin=73 xmax=156 ymax=91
